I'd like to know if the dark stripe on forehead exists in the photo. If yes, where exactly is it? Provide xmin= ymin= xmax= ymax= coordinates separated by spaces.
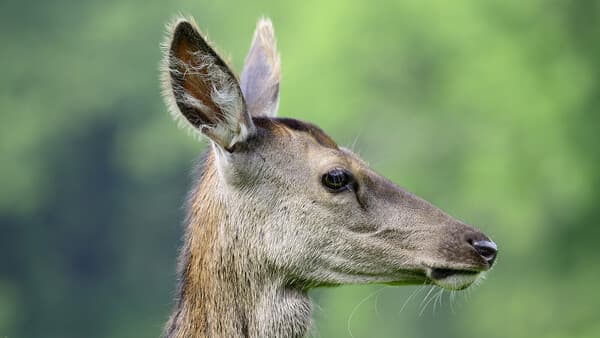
xmin=253 ymin=117 xmax=339 ymax=149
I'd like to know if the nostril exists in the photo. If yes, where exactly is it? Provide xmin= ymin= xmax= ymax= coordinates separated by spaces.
xmin=471 ymin=240 xmax=498 ymax=266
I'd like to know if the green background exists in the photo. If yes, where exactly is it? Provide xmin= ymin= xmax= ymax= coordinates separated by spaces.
xmin=1 ymin=0 xmax=599 ymax=337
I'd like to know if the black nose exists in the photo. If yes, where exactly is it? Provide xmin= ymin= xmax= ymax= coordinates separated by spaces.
xmin=471 ymin=240 xmax=498 ymax=267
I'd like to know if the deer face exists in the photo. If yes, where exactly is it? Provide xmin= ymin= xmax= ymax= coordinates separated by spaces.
xmin=162 ymin=18 xmax=497 ymax=291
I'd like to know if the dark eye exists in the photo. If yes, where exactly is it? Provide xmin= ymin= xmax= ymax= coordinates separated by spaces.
xmin=321 ymin=168 xmax=354 ymax=192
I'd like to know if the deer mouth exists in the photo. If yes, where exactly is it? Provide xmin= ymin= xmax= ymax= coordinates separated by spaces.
xmin=427 ymin=268 xmax=482 ymax=290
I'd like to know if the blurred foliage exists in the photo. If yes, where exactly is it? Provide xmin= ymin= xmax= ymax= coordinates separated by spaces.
xmin=1 ymin=0 xmax=599 ymax=337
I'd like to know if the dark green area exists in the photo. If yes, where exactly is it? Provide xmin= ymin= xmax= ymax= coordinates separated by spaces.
xmin=1 ymin=0 xmax=599 ymax=337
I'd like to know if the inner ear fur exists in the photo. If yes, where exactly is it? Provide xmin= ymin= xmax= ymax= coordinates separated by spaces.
xmin=162 ymin=18 xmax=255 ymax=149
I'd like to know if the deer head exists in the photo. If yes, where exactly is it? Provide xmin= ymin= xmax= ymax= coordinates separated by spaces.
xmin=161 ymin=17 xmax=497 ymax=337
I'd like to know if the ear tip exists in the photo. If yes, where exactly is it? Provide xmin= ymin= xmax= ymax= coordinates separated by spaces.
xmin=257 ymin=17 xmax=274 ymax=28
xmin=256 ymin=17 xmax=276 ymax=42
xmin=167 ymin=15 xmax=194 ymax=32
xmin=165 ymin=16 xmax=205 ymax=48
xmin=171 ymin=18 xmax=199 ymax=40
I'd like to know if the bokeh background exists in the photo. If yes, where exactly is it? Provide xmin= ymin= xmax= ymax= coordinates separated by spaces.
xmin=2 ymin=0 xmax=599 ymax=337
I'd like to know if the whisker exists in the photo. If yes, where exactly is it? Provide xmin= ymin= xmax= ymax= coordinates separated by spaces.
xmin=347 ymin=286 xmax=387 ymax=338
xmin=374 ymin=285 xmax=389 ymax=321
xmin=420 ymin=285 xmax=436 ymax=309
xmin=419 ymin=286 xmax=438 ymax=317
xmin=449 ymin=290 xmax=457 ymax=314
xmin=398 ymin=284 xmax=427 ymax=315
xmin=433 ymin=288 xmax=444 ymax=313
xmin=465 ymin=284 xmax=473 ymax=302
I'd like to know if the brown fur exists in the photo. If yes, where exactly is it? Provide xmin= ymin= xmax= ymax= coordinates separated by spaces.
xmin=165 ymin=152 xmax=220 ymax=337
xmin=164 ymin=148 xmax=312 ymax=338
xmin=254 ymin=117 xmax=338 ymax=149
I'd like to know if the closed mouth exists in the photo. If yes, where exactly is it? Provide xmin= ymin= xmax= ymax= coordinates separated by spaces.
xmin=427 ymin=267 xmax=483 ymax=290
xmin=385 ymin=267 xmax=483 ymax=290
xmin=430 ymin=268 xmax=479 ymax=280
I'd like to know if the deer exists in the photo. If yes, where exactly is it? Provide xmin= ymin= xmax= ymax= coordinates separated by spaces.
xmin=160 ymin=16 xmax=498 ymax=338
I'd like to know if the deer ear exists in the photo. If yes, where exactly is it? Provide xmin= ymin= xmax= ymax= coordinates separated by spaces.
xmin=240 ymin=18 xmax=281 ymax=117
xmin=162 ymin=19 xmax=255 ymax=150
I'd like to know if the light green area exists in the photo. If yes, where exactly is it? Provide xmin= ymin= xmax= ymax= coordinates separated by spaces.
xmin=1 ymin=0 xmax=599 ymax=337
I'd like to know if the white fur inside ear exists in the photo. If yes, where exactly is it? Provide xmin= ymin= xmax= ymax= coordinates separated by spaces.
xmin=160 ymin=18 xmax=255 ymax=148
xmin=210 ymin=78 xmax=254 ymax=148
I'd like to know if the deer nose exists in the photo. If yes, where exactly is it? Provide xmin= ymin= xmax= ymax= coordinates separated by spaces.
xmin=471 ymin=240 xmax=498 ymax=267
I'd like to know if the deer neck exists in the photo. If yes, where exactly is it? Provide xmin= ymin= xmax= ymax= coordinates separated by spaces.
xmin=164 ymin=153 xmax=312 ymax=338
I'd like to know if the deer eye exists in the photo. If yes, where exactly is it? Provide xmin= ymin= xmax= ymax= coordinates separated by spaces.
xmin=322 ymin=169 xmax=354 ymax=192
